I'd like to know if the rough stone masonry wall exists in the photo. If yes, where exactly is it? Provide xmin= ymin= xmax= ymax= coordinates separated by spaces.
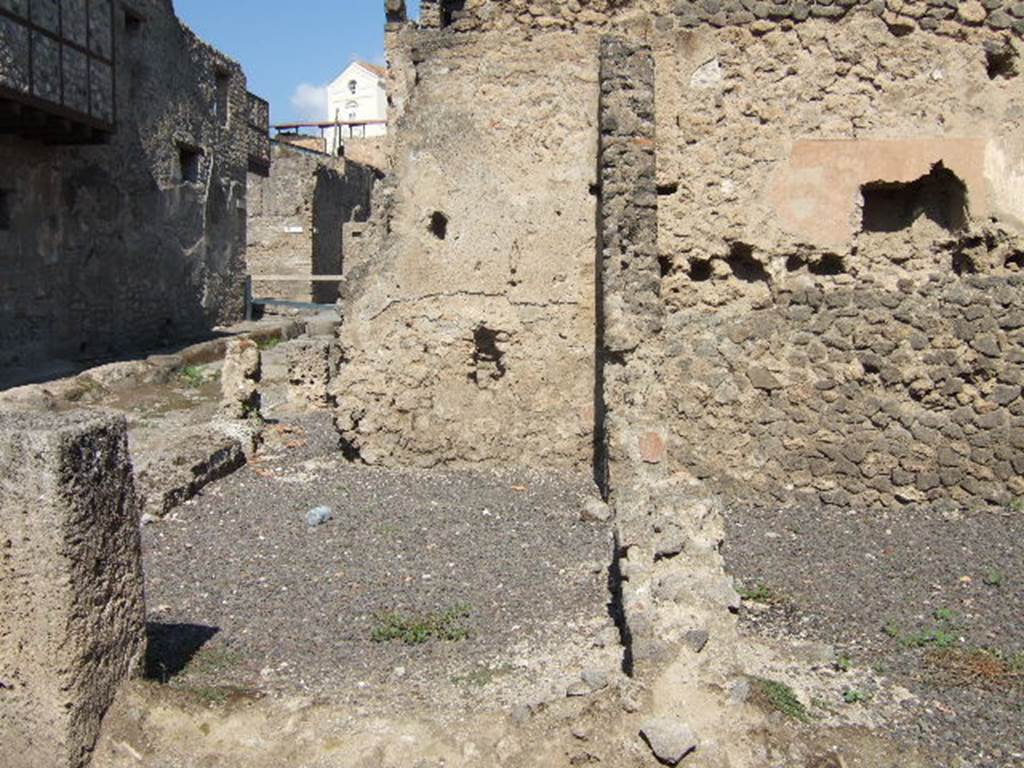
xmin=650 ymin=16 xmax=1024 ymax=509
xmin=367 ymin=2 xmax=1024 ymax=510
xmin=0 ymin=0 xmax=252 ymax=372
xmin=332 ymin=28 xmax=601 ymax=469
xmin=0 ymin=411 xmax=145 ymax=768
xmin=247 ymin=141 xmax=377 ymax=304
xmin=419 ymin=0 xmax=1024 ymax=37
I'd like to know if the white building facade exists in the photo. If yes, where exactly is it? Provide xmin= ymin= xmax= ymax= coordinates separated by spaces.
xmin=324 ymin=61 xmax=387 ymax=155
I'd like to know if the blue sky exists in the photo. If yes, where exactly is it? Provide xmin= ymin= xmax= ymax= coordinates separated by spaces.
xmin=174 ymin=0 xmax=421 ymax=125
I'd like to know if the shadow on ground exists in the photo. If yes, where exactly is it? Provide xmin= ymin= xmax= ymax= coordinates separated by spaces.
xmin=144 ymin=622 xmax=220 ymax=682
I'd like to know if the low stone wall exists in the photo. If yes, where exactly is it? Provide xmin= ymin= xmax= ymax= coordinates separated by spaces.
xmin=0 ymin=411 xmax=145 ymax=768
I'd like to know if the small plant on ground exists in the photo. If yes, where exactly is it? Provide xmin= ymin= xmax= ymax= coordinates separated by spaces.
xmin=179 ymin=365 xmax=206 ymax=389
xmin=371 ymin=605 xmax=471 ymax=645
xmin=1006 ymin=497 xmax=1024 ymax=513
xmin=834 ymin=655 xmax=853 ymax=673
xmin=842 ymin=688 xmax=872 ymax=704
xmin=748 ymin=677 xmax=811 ymax=722
xmin=256 ymin=335 xmax=281 ymax=351
xmin=883 ymin=608 xmax=961 ymax=649
xmin=982 ymin=569 xmax=1004 ymax=588
xmin=737 ymin=582 xmax=784 ymax=605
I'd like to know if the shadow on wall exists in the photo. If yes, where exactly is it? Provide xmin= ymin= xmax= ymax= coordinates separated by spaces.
xmin=144 ymin=622 xmax=220 ymax=683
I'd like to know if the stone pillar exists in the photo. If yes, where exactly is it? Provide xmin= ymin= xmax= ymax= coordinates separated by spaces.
xmin=0 ymin=411 xmax=146 ymax=768
xmin=596 ymin=36 xmax=663 ymax=496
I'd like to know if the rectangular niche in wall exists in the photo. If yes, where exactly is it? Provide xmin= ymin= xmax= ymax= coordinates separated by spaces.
xmin=214 ymin=67 xmax=231 ymax=127
xmin=861 ymin=162 xmax=968 ymax=234
xmin=178 ymin=144 xmax=204 ymax=184
xmin=0 ymin=189 xmax=11 ymax=230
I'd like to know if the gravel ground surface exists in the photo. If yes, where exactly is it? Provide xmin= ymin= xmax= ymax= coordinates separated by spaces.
xmin=143 ymin=414 xmax=615 ymax=710
xmin=723 ymin=504 xmax=1024 ymax=768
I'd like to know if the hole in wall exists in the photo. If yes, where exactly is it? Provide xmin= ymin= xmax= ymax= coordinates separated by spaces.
xmin=589 ymin=182 xmax=601 ymax=196
xmin=861 ymin=162 xmax=968 ymax=234
xmin=123 ymin=8 xmax=144 ymax=34
xmin=0 ymin=190 xmax=11 ymax=231
xmin=469 ymin=325 xmax=507 ymax=384
xmin=952 ymin=251 xmax=977 ymax=275
xmin=690 ymin=258 xmax=713 ymax=282
xmin=658 ymin=255 xmax=673 ymax=278
xmin=429 ymin=211 xmax=448 ymax=240
xmin=985 ymin=42 xmax=1018 ymax=80
xmin=441 ymin=0 xmax=467 ymax=27
xmin=657 ymin=182 xmax=679 ymax=196
xmin=785 ymin=255 xmax=804 ymax=272
xmin=726 ymin=242 xmax=770 ymax=283
xmin=808 ymin=253 xmax=846 ymax=275
xmin=1006 ymin=250 xmax=1024 ymax=272
xmin=178 ymin=144 xmax=203 ymax=184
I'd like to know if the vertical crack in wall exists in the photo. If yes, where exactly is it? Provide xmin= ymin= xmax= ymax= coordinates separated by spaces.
xmin=596 ymin=35 xmax=659 ymax=677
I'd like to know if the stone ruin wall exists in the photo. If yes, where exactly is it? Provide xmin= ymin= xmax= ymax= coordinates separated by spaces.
xmin=0 ymin=0 xmax=253 ymax=371
xmin=345 ymin=0 xmax=1024 ymax=510
xmin=420 ymin=0 xmax=1024 ymax=35
xmin=247 ymin=141 xmax=378 ymax=305
xmin=333 ymin=29 xmax=602 ymax=468
xmin=651 ymin=18 xmax=1024 ymax=509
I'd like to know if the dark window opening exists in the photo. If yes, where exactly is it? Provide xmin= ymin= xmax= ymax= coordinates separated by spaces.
xmin=657 ymin=182 xmax=679 ymax=196
xmin=861 ymin=162 xmax=968 ymax=234
xmin=986 ymin=42 xmax=1018 ymax=80
xmin=690 ymin=258 xmax=713 ymax=282
xmin=808 ymin=253 xmax=846 ymax=275
xmin=214 ymin=68 xmax=231 ymax=126
xmin=726 ymin=242 xmax=769 ymax=283
xmin=179 ymin=145 xmax=203 ymax=184
xmin=124 ymin=9 xmax=144 ymax=34
xmin=0 ymin=190 xmax=11 ymax=231
xmin=429 ymin=211 xmax=448 ymax=240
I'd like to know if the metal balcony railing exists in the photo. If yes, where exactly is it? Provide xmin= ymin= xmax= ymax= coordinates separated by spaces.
xmin=0 ymin=0 xmax=116 ymax=142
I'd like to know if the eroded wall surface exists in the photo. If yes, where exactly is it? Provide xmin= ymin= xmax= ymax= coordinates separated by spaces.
xmin=333 ymin=30 xmax=601 ymax=468
xmin=247 ymin=142 xmax=377 ymax=304
xmin=0 ymin=0 xmax=255 ymax=372
xmin=650 ymin=17 xmax=1024 ymax=508
xmin=0 ymin=411 xmax=145 ymax=768
xmin=349 ymin=1 xmax=1024 ymax=507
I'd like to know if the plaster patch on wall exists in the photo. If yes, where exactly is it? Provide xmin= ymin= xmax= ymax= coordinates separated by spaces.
xmin=984 ymin=140 xmax=1024 ymax=231
xmin=767 ymin=138 xmax=989 ymax=248
xmin=689 ymin=58 xmax=722 ymax=89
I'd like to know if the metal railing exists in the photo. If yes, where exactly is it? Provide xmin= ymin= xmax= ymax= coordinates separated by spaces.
xmin=0 ymin=0 xmax=116 ymax=135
